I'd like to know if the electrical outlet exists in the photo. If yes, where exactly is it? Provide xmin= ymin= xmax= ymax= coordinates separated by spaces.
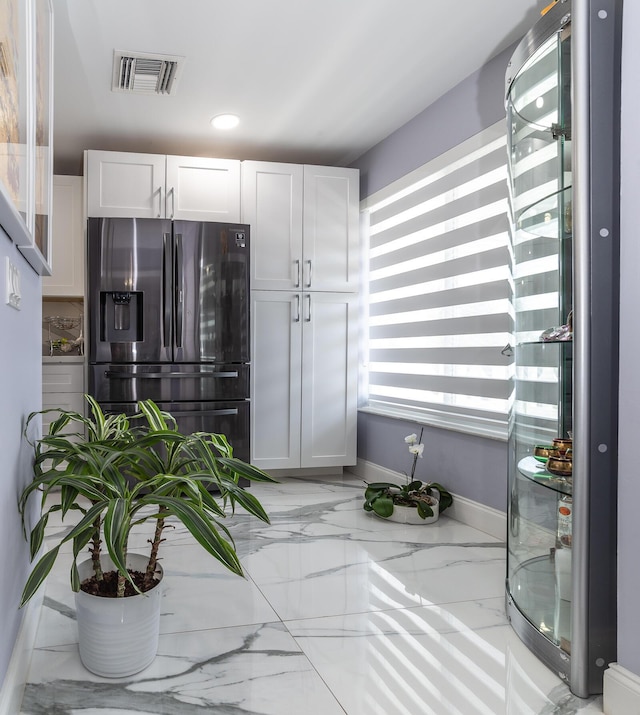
xmin=6 ymin=257 xmax=21 ymax=310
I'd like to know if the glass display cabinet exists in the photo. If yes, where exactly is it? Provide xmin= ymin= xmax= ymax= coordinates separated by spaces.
xmin=505 ymin=0 xmax=621 ymax=697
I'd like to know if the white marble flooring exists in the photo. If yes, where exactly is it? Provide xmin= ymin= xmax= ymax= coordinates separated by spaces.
xmin=20 ymin=473 xmax=605 ymax=714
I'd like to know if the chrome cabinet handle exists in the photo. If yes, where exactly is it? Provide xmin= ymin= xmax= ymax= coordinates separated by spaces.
xmin=169 ymin=187 xmax=175 ymax=219
xmin=305 ymin=260 xmax=312 ymax=288
xmin=294 ymin=259 xmax=301 ymax=288
xmin=294 ymin=294 xmax=300 ymax=322
xmin=157 ymin=186 xmax=163 ymax=218
xmin=305 ymin=293 xmax=311 ymax=322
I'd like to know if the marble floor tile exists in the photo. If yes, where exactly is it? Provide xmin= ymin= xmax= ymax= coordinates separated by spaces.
xmin=21 ymin=474 xmax=605 ymax=715
xmin=22 ymin=622 xmax=346 ymax=715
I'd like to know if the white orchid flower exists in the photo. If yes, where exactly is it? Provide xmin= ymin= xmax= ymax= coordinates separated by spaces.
xmin=409 ymin=443 xmax=424 ymax=457
xmin=404 ymin=433 xmax=417 ymax=445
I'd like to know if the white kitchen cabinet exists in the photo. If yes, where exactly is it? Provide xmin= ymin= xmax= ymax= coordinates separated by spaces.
xmin=251 ymin=290 xmax=358 ymax=470
xmin=85 ymin=150 xmax=241 ymax=221
xmin=42 ymin=359 xmax=85 ymax=435
xmin=43 ymin=176 xmax=84 ymax=297
xmin=242 ymin=161 xmax=359 ymax=292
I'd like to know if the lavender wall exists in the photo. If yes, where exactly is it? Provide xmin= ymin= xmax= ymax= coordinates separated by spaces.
xmin=0 ymin=231 xmax=42 ymax=690
xmin=354 ymin=44 xmax=515 ymax=199
xmin=352 ymin=45 xmax=515 ymax=513
xmin=358 ymin=413 xmax=507 ymax=512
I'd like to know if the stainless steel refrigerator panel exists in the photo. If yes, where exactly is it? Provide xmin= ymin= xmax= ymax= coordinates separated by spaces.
xmin=90 ymin=364 xmax=250 ymax=403
xmin=98 ymin=400 xmax=250 ymax=463
xmin=88 ymin=217 xmax=173 ymax=363
xmin=173 ymin=221 xmax=250 ymax=364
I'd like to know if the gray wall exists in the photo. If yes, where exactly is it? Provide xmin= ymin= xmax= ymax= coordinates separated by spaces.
xmin=0 ymin=230 xmax=42 ymax=688
xmin=616 ymin=0 xmax=639 ymax=678
xmin=352 ymin=44 xmax=515 ymax=513
xmin=358 ymin=413 xmax=507 ymax=512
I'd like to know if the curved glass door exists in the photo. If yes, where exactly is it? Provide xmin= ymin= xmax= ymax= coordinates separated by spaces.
xmin=506 ymin=22 xmax=574 ymax=659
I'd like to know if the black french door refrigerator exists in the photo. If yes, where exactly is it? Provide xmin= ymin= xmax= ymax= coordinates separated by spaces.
xmin=87 ymin=217 xmax=251 ymax=461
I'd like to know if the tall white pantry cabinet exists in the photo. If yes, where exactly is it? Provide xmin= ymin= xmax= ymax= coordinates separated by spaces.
xmin=242 ymin=161 xmax=360 ymax=470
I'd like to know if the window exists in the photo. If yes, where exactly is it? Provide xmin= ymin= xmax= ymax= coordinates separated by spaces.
xmin=361 ymin=122 xmax=513 ymax=440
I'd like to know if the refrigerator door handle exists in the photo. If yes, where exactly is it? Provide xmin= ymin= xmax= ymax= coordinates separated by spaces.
xmin=167 ymin=408 xmax=240 ymax=418
xmin=104 ymin=371 xmax=240 ymax=379
xmin=174 ymin=233 xmax=183 ymax=348
xmin=162 ymin=233 xmax=172 ymax=347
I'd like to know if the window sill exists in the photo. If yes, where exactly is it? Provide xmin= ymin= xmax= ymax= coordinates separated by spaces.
xmin=358 ymin=404 xmax=508 ymax=442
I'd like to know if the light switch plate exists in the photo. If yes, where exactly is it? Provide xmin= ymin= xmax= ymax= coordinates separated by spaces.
xmin=6 ymin=257 xmax=21 ymax=310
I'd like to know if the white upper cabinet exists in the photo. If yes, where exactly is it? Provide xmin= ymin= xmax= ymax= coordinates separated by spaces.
xmin=165 ymin=155 xmax=241 ymax=221
xmin=242 ymin=162 xmax=304 ymax=291
xmin=242 ymin=161 xmax=359 ymax=292
xmin=85 ymin=151 xmax=166 ymax=218
xmin=302 ymin=165 xmax=359 ymax=293
xmin=85 ymin=151 xmax=241 ymax=221
xmin=43 ymin=176 xmax=84 ymax=297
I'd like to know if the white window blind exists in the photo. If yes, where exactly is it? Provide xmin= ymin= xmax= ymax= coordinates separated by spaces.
xmin=361 ymin=122 xmax=513 ymax=439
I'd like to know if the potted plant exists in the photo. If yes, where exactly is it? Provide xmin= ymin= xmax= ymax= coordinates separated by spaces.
xmin=363 ymin=428 xmax=453 ymax=524
xmin=19 ymin=395 xmax=275 ymax=677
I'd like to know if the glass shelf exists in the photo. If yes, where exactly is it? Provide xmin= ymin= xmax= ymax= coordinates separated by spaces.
xmin=518 ymin=456 xmax=572 ymax=496
xmin=510 ymin=552 xmax=572 ymax=653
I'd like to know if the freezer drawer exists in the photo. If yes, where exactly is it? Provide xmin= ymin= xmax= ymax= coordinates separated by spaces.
xmin=90 ymin=363 xmax=250 ymax=403
xmin=98 ymin=399 xmax=250 ymax=462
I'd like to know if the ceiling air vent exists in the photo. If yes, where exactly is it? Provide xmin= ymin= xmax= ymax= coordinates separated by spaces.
xmin=112 ymin=51 xmax=184 ymax=95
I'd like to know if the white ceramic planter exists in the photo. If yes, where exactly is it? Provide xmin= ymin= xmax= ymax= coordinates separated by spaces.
xmin=385 ymin=499 xmax=440 ymax=525
xmin=74 ymin=553 xmax=163 ymax=678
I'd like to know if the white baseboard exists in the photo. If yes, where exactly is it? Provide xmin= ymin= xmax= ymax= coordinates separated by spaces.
xmin=0 ymin=592 xmax=43 ymax=715
xmin=351 ymin=458 xmax=506 ymax=541
xmin=603 ymin=663 xmax=640 ymax=714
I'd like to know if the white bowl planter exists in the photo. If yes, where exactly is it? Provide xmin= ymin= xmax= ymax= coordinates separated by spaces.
xmin=75 ymin=553 xmax=163 ymax=678
xmin=385 ymin=498 xmax=440 ymax=525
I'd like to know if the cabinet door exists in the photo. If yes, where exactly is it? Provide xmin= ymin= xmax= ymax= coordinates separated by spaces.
xmin=42 ymin=363 xmax=85 ymax=434
xmin=43 ymin=176 xmax=84 ymax=297
xmin=250 ymin=291 xmax=302 ymax=469
xmin=303 ymin=166 xmax=359 ymax=292
xmin=85 ymin=150 xmax=166 ymax=218
xmin=300 ymin=292 xmax=358 ymax=467
xmin=166 ymin=155 xmax=241 ymax=222
xmin=242 ymin=161 xmax=303 ymax=290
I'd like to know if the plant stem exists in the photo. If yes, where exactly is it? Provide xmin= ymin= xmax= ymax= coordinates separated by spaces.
xmin=144 ymin=506 xmax=168 ymax=590
xmin=90 ymin=516 xmax=103 ymax=582
xmin=116 ymin=570 xmax=126 ymax=598
xmin=410 ymin=427 xmax=424 ymax=481
xmin=116 ymin=533 xmax=130 ymax=599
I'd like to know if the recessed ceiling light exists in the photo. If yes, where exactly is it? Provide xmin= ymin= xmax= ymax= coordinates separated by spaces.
xmin=211 ymin=114 xmax=240 ymax=130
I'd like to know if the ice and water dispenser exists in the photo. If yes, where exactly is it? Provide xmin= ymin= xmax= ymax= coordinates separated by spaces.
xmin=100 ymin=291 xmax=143 ymax=342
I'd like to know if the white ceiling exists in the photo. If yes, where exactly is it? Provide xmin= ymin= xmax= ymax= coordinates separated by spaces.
xmin=52 ymin=0 xmax=544 ymax=175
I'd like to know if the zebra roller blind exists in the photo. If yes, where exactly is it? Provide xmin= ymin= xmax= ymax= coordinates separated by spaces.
xmin=362 ymin=122 xmax=513 ymax=439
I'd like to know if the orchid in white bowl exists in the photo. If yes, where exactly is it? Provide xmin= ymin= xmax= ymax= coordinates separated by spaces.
xmin=363 ymin=427 xmax=453 ymax=522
